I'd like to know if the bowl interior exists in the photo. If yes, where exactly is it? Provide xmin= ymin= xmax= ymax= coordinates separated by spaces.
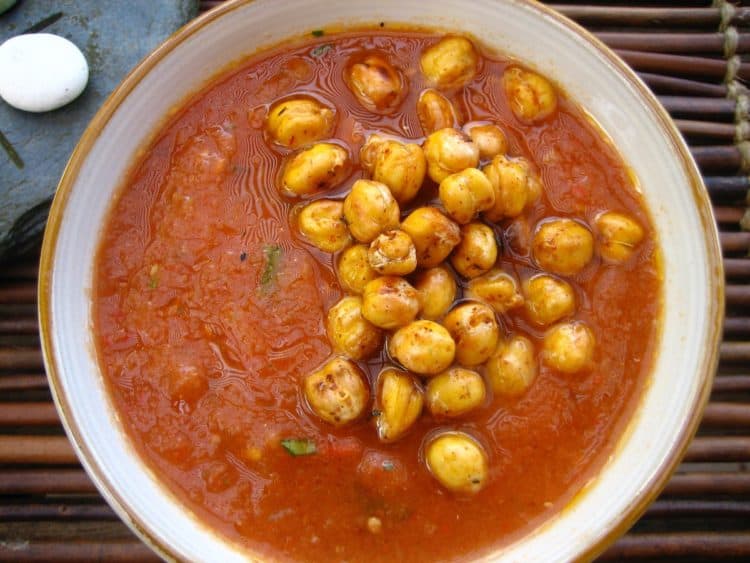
xmin=40 ymin=0 xmax=722 ymax=561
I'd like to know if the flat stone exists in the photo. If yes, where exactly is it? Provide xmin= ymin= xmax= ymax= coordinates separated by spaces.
xmin=0 ymin=0 xmax=198 ymax=260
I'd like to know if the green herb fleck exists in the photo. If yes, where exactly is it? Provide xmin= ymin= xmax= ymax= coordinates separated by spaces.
xmin=311 ymin=29 xmax=324 ymax=37
xmin=22 ymin=11 xmax=63 ymax=34
xmin=259 ymin=244 xmax=282 ymax=290
xmin=310 ymin=44 xmax=331 ymax=57
xmin=148 ymin=276 xmax=158 ymax=289
xmin=281 ymin=438 xmax=317 ymax=457
xmin=371 ymin=409 xmax=382 ymax=418
xmin=382 ymin=460 xmax=395 ymax=472
xmin=0 ymin=129 xmax=24 ymax=169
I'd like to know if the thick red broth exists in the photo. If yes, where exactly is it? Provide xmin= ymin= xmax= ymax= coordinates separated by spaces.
xmin=94 ymin=29 xmax=661 ymax=562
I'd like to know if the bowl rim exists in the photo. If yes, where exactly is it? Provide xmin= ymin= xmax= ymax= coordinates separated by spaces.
xmin=38 ymin=0 xmax=724 ymax=561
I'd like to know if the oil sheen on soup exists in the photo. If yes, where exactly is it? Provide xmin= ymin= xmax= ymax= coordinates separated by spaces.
xmin=94 ymin=29 xmax=662 ymax=562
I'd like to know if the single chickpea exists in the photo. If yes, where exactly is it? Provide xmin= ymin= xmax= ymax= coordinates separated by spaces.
xmin=425 ymin=368 xmax=486 ymax=418
xmin=542 ymin=321 xmax=596 ymax=374
xmin=326 ymin=296 xmax=383 ymax=360
xmin=482 ymin=155 xmax=537 ymax=221
xmin=443 ymin=301 xmax=499 ymax=367
xmin=401 ymin=206 xmax=462 ymax=268
xmin=439 ymin=167 xmax=496 ymax=225
xmin=414 ymin=266 xmax=457 ymax=321
xmin=423 ymin=128 xmax=480 ymax=183
xmin=464 ymin=122 xmax=508 ymax=160
xmin=486 ymin=335 xmax=537 ymax=396
xmin=337 ymin=244 xmax=378 ymax=294
xmin=503 ymin=66 xmax=558 ymax=123
xmin=424 ymin=431 xmax=488 ymax=494
xmin=281 ymin=142 xmax=350 ymax=197
xmin=595 ymin=211 xmax=645 ymax=263
xmin=420 ymin=36 xmax=479 ymax=89
xmin=375 ymin=368 xmax=424 ymax=442
xmin=297 ymin=199 xmax=351 ymax=252
xmin=346 ymin=54 xmax=404 ymax=112
xmin=343 ymin=179 xmax=400 ymax=243
xmin=466 ymin=269 xmax=524 ymax=314
xmin=451 ymin=222 xmax=498 ymax=279
xmin=417 ymin=89 xmax=459 ymax=135
xmin=368 ymin=230 xmax=418 ymax=276
xmin=389 ymin=320 xmax=456 ymax=375
xmin=362 ymin=276 xmax=420 ymax=330
xmin=361 ymin=135 xmax=427 ymax=204
xmin=266 ymin=97 xmax=335 ymax=149
xmin=532 ymin=218 xmax=594 ymax=276
xmin=523 ymin=274 xmax=576 ymax=326
xmin=304 ymin=357 xmax=370 ymax=426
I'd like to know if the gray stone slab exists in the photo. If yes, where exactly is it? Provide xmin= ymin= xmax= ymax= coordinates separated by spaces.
xmin=0 ymin=0 xmax=198 ymax=260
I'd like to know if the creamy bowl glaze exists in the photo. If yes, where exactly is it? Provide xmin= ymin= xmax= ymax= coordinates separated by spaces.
xmin=39 ymin=0 xmax=723 ymax=561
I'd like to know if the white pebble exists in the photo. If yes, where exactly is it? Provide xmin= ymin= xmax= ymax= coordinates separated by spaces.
xmin=0 ymin=33 xmax=89 ymax=113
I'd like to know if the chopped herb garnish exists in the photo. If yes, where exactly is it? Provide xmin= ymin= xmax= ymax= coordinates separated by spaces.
xmin=240 ymin=251 xmax=247 ymax=262
xmin=0 ymin=129 xmax=24 ymax=169
xmin=382 ymin=460 xmax=395 ymax=472
xmin=311 ymin=44 xmax=331 ymax=57
xmin=277 ymin=106 xmax=287 ymax=116
xmin=371 ymin=409 xmax=382 ymax=418
xmin=259 ymin=244 xmax=282 ymax=290
xmin=311 ymin=29 xmax=325 ymax=37
xmin=148 ymin=276 xmax=158 ymax=289
xmin=22 ymin=11 xmax=63 ymax=34
xmin=281 ymin=438 xmax=317 ymax=456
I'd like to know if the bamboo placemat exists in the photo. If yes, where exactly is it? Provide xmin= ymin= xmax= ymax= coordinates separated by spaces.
xmin=0 ymin=1 xmax=748 ymax=560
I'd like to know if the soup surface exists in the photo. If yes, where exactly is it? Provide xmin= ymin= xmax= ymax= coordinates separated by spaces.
xmin=94 ymin=29 xmax=661 ymax=562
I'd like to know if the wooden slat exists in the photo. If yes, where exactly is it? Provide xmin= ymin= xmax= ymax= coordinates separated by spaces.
xmin=720 ymin=342 xmax=750 ymax=363
xmin=0 ymin=541 xmax=159 ymax=562
xmin=701 ymin=403 xmax=750 ymax=428
xmin=713 ymin=375 xmax=750 ymax=393
xmin=660 ymin=97 xmax=736 ymax=119
xmin=663 ymin=472 xmax=750 ymax=497
xmin=618 ymin=51 xmax=750 ymax=80
xmin=724 ymin=258 xmax=750 ymax=279
xmin=0 ymin=283 xmax=36 ymax=305
xmin=685 ymin=436 xmax=750 ymax=462
xmin=548 ymin=6 xmax=750 ymax=27
xmin=0 ymin=318 xmax=39 ymax=335
xmin=645 ymin=499 xmax=750 ymax=518
xmin=639 ymin=72 xmax=727 ymax=97
xmin=0 ymin=348 xmax=44 ymax=371
xmin=0 ymin=503 xmax=117 ymax=522
xmin=594 ymin=32 xmax=733 ymax=54
xmin=720 ymin=233 xmax=750 ymax=253
xmin=0 ymin=374 xmax=49 ymax=391
xmin=0 ymin=436 xmax=77 ymax=465
xmin=602 ymin=532 xmax=750 ymax=560
xmin=0 ymin=469 xmax=93 ymax=495
xmin=0 ymin=403 xmax=59 ymax=427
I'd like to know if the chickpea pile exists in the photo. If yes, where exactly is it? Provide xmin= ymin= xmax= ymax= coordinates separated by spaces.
xmin=264 ymin=36 xmax=645 ymax=495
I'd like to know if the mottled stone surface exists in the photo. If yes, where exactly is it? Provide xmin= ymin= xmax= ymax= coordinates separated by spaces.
xmin=0 ymin=0 xmax=198 ymax=260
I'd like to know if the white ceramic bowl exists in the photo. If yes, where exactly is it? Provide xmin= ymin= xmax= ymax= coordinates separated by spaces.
xmin=39 ymin=0 xmax=723 ymax=561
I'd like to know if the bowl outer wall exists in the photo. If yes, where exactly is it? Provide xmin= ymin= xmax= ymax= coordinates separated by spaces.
xmin=38 ymin=0 xmax=723 ymax=562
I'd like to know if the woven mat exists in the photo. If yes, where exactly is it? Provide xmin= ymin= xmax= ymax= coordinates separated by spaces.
xmin=1 ymin=1 xmax=748 ymax=561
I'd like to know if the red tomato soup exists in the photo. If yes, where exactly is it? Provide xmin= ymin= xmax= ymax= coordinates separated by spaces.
xmin=94 ymin=30 xmax=661 ymax=562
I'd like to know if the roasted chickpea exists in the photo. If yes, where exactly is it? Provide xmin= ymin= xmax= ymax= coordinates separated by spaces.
xmin=439 ymin=168 xmax=496 ymax=225
xmin=281 ymin=142 xmax=350 ymax=197
xmin=368 ymin=230 xmax=417 ymax=276
xmin=425 ymin=368 xmax=486 ymax=418
xmin=414 ymin=266 xmax=457 ymax=321
xmin=503 ymin=66 xmax=558 ymax=122
xmin=346 ymin=54 xmax=404 ymax=112
xmin=375 ymin=368 xmax=424 ymax=442
xmin=451 ymin=222 xmax=498 ymax=279
xmin=424 ymin=431 xmax=488 ymax=494
xmin=443 ymin=302 xmax=499 ymax=367
xmin=482 ymin=155 xmax=538 ymax=221
xmin=532 ymin=218 xmax=594 ymax=276
xmin=420 ymin=36 xmax=479 ymax=89
xmin=304 ymin=357 xmax=369 ymax=426
xmin=343 ymin=179 xmax=400 ymax=243
xmin=266 ymin=97 xmax=334 ymax=149
xmin=595 ymin=211 xmax=645 ymax=262
xmin=401 ymin=207 xmax=461 ymax=268
xmin=523 ymin=274 xmax=575 ymax=326
xmin=423 ymin=128 xmax=480 ymax=183
xmin=464 ymin=122 xmax=508 ymax=160
xmin=362 ymin=276 xmax=420 ymax=330
xmin=389 ymin=320 xmax=456 ymax=375
xmin=337 ymin=244 xmax=378 ymax=294
xmin=297 ymin=199 xmax=351 ymax=252
xmin=326 ymin=296 xmax=383 ymax=360
xmin=466 ymin=269 xmax=524 ymax=314
xmin=417 ymin=89 xmax=459 ymax=134
xmin=542 ymin=321 xmax=595 ymax=374
xmin=486 ymin=335 xmax=537 ymax=396
xmin=361 ymin=135 xmax=427 ymax=204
